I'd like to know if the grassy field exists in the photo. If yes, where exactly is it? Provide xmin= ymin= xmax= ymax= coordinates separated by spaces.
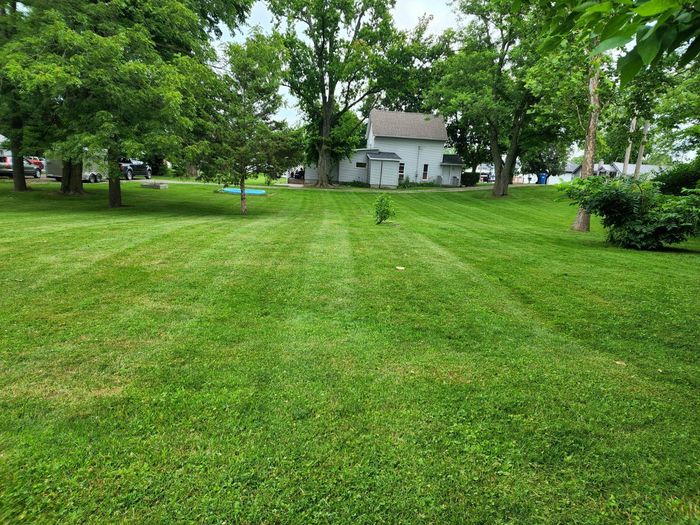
xmin=1 ymin=181 xmax=698 ymax=523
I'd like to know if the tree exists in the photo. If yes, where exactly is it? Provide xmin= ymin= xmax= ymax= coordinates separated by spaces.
xmin=4 ymin=0 xmax=252 ymax=206
xmin=654 ymin=61 xmax=700 ymax=156
xmin=432 ymin=0 xmax=542 ymax=197
xmin=268 ymin=0 xmax=403 ymax=187
xmin=198 ymin=33 xmax=298 ymax=215
xmin=0 ymin=0 xmax=31 ymax=192
xmin=376 ymin=16 xmax=453 ymax=113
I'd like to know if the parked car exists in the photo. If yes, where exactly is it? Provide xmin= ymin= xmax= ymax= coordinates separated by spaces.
xmin=26 ymin=156 xmax=45 ymax=171
xmin=0 ymin=155 xmax=42 ymax=178
xmin=119 ymin=158 xmax=152 ymax=180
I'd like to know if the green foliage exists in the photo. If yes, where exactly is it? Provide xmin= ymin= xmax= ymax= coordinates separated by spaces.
xmin=373 ymin=194 xmax=396 ymax=224
xmin=430 ymin=0 xmax=548 ymax=194
xmin=563 ymin=176 xmax=700 ymax=249
xmin=398 ymin=176 xmax=413 ymax=189
xmin=655 ymin=158 xmax=700 ymax=196
xmin=339 ymin=180 xmax=370 ymax=188
xmin=269 ymin=0 xmax=405 ymax=183
xmin=196 ymin=32 xmax=301 ymax=202
xmin=544 ymin=0 xmax=700 ymax=83
xmin=461 ymin=170 xmax=480 ymax=187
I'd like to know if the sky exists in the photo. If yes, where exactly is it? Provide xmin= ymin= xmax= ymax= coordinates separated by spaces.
xmin=218 ymin=0 xmax=460 ymax=125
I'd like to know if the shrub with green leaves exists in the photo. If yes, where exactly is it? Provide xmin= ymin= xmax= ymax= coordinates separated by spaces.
xmin=374 ymin=194 xmax=396 ymax=224
xmin=461 ymin=170 xmax=480 ymax=186
xmin=655 ymin=158 xmax=700 ymax=196
xmin=563 ymin=176 xmax=700 ymax=250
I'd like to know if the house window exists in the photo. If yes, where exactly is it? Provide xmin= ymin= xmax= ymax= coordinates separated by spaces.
xmin=422 ymin=164 xmax=429 ymax=180
xmin=398 ymin=163 xmax=405 ymax=181
xmin=356 ymin=162 xmax=367 ymax=168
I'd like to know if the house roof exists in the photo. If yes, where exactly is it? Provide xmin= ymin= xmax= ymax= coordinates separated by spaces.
xmin=611 ymin=162 xmax=663 ymax=176
xmin=369 ymin=110 xmax=448 ymax=141
xmin=572 ymin=162 xmax=615 ymax=174
xmin=441 ymin=154 xmax=464 ymax=166
xmin=565 ymin=162 xmax=577 ymax=173
xmin=572 ymin=161 xmax=665 ymax=176
xmin=366 ymin=151 xmax=402 ymax=162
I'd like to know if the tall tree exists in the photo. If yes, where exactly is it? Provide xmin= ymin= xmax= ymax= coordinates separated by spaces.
xmin=5 ymin=0 xmax=251 ymax=207
xmin=433 ymin=0 xmax=542 ymax=197
xmin=198 ymin=33 xmax=301 ymax=214
xmin=0 ymin=0 xmax=29 ymax=191
xmin=268 ymin=0 xmax=402 ymax=187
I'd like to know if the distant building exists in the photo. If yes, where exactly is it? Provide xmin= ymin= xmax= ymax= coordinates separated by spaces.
xmin=304 ymin=110 xmax=464 ymax=188
xmin=571 ymin=161 xmax=665 ymax=179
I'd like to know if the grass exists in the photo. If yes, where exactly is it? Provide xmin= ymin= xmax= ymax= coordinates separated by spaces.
xmin=1 ymin=180 xmax=698 ymax=523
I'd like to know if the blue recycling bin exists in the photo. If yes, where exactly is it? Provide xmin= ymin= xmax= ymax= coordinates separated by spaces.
xmin=537 ymin=173 xmax=548 ymax=184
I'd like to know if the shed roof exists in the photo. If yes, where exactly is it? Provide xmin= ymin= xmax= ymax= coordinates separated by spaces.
xmin=366 ymin=151 xmax=402 ymax=162
xmin=369 ymin=110 xmax=448 ymax=141
xmin=441 ymin=154 xmax=464 ymax=166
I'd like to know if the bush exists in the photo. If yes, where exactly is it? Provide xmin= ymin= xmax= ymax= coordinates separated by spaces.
xmin=562 ymin=176 xmax=700 ymax=250
xmin=339 ymin=180 xmax=370 ymax=188
xmin=655 ymin=158 xmax=700 ymax=195
xmin=461 ymin=170 xmax=480 ymax=187
xmin=374 ymin=194 xmax=396 ymax=224
xmin=398 ymin=177 xmax=414 ymax=189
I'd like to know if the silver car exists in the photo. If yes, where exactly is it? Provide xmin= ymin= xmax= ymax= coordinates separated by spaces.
xmin=0 ymin=154 xmax=42 ymax=178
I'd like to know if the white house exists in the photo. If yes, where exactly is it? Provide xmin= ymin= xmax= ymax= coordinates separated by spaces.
xmin=304 ymin=110 xmax=464 ymax=188
xmin=571 ymin=161 xmax=664 ymax=179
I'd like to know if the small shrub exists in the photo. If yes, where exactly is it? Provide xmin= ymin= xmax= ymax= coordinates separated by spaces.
xmin=398 ymin=177 xmax=413 ymax=189
xmin=562 ymin=176 xmax=700 ymax=250
xmin=339 ymin=180 xmax=370 ymax=188
xmin=655 ymin=158 xmax=700 ymax=195
xmin=461 ymin=170 xmax=480 ymax=187
xmin=374 ymin=194 xmax=396 ymax=224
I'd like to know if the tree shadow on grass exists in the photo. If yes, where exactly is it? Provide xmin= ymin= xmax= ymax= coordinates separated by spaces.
xmin=0 ymin=182 xmax=280 ymax=219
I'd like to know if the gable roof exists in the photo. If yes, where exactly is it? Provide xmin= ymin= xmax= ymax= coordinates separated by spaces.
xmin=369 ymin=110 xmax=448 ymax=141
xmin=611 ymin=162 xmax=663 ymax=176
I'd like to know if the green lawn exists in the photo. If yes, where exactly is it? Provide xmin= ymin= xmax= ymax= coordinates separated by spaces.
xmin=1 ymin=181 xmax=698 ymax=523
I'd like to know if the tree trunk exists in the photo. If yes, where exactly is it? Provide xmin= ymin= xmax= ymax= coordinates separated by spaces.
xmin=316 ymin=102 xmax=333 ymax=187
xmin=107 ymin=148 xmax=122 ymax=208
xmin=571 ymin=56 xmax=601 ymax=232
xmin=490 ymin=98 xmax=529 ymax=197
xmin=488 ymin=123 xmax=503 ymax=191
xmin=69 ymin=161 xmax=84 ymax=194
xmin=240 ymin=177 xmax=248 ymax=215
xmin=60 ymin=159 xmax=72 ymax=194
xmin=622 ymin=115 xmax=636 ymax=177
xmin=633 ymin=120 xmax=650 ymax=179
xmin=109 ymin=178 xmax=122 ymax=208
xmin=10 ymin=146 xmax=27 ymax=192
xmin=316 ymin=144 xmax=332 ymax=188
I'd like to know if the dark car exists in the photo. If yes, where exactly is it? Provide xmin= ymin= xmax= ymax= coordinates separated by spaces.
xmin=119 ymin=158 xmax=152 ymax=180
xmin=0 ymin=155 xmax=42 ymax=178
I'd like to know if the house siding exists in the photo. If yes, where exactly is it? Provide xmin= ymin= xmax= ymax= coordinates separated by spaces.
xmin=440 ymin=165 xmax=462 ymax=186
xmin=371 ymin=137 xmax=445 ymax=184
xmin=368 ymin=159 xmax=400 ymax=188
xmin=303 ymin=162 xmax=338 ymax=185
xmin=338 ymin=150 xmax=371 ymax=184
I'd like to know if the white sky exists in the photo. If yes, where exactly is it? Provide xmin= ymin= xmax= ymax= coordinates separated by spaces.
xmin=218 ymin=0 xmax=459 ymax=124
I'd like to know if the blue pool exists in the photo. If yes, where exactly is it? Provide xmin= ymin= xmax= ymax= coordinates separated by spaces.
xmin=221 ymin=188 xmax=267 ymax=196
